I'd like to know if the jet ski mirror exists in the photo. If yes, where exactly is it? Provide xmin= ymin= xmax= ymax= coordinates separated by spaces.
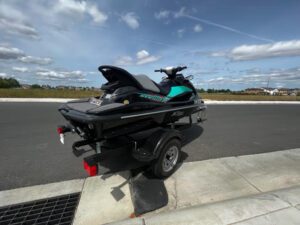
xmin=186 ymin=75 xmax=194 ymax=80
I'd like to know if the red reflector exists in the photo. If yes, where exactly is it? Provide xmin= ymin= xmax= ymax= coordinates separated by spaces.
xmin=57 ymin=127 xmax=63 ymax=134
xmin=83 ymin=161 xmax=97 ymax=176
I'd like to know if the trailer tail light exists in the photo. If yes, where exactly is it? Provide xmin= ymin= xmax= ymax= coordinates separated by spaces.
xmin=57 ymin=127 xmax=64 ymax=134
xmin=83 ymin=161 xmax=97 ymax=176
xmin=57 ymin=127 xmax=65 ymax=144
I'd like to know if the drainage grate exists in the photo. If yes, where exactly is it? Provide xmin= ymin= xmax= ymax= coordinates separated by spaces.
xmin=0 ymin=192 xmax=80 ymax=225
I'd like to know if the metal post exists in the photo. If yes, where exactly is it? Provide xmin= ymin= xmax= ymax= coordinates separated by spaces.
xmin=96 ymin=142 xmax=101 ymax=154
xmin=189 ymin=115 xmax=193 ymax=124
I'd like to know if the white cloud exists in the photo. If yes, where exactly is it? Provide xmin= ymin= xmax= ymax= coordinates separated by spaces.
xmin=12 ymin=67 xmax=29 ymax=73
xmin=177 ymin=29 xmax=185 ymax=38
xmin=114 ymin=56 xmax=133 ymax=66
xmin=115 ymin=50 xmax=160 ymax=66
xmin=244 ymin=68 xmax=300 ymax=82
xmin=0 ymin=18 xmax=39 ymax=39
xmin=194 ymin=24 xmax=203 ymax=32
xmin=55 ymin=0 xmax=107 ymax=25
xmin=0 ymin=72 xmax=15 ymax=78
xmin=136 ymin=50 xmax=160 ymax=65
xmin=19 ymin=56 xmax=53 ymax=65
xmin=136 ymin=50 xmax=149 ymax=59
xmin=87 ymin=4 xmax=107 ymax=23
xmin=36 ymin=69 xmax=87 ymax=82
xmin=0 ymin=2 xmax=27 ymax=21
xmin=0 ymin=46 xmax=25 ymax=59
xmin=0 ymin=73 xmax=7 ymax=77
xmin=55 ymin=0 xmax=86 ymax=15
xmin=228 ymin=40 xmax=300 ymax=61
xmin=121 ymin=12 xmax=139 ymax=29
xmin=204 ymin=67 xmax=300 ymax=86
xmin=154 ymin=10 xmax=170 ymax=19
xmin=0 ymin=44 xmax=54 ymax=67
xmin=0 ymin=2 xmax=39 ymax=39
xmin=136 ymin=55 xmax=160 ymax=65
xmin=174 ymin=7 xmax=186 ymax=18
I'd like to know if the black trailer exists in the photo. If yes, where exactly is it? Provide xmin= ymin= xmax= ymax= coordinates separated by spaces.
xmin=57 ymin=110 xmax=206 ymax=178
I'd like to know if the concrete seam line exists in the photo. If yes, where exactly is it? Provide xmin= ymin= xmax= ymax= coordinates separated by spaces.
xmin=270 ymin=192 xmax=293 ymax=207
xmin=229 ymin=206 xmax=292 ymax=225
xmin=174 ymin=177 xmax=178 ymax=209
xmin=222 ymin=159 xmax=262 ymax=193
xmin=72 ymin=178 xmax=87 ymax=224
xmin=270 ymin=185 xmax=300 ymax=207
xmin=142 ymin=218 xmax=146 ymax=225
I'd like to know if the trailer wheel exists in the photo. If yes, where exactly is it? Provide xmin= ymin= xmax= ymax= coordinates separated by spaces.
xmin=152 ymin=139 xmax=181 ymax=178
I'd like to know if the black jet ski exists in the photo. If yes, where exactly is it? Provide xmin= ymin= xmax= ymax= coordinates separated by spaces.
xmin=58 ymin=65 xmax=206 ymax=141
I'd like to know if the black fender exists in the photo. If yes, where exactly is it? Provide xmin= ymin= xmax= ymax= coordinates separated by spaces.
xmin=152 ymin=128 xmax=182 ymax=159
xmin=132 ymin=128 xmax=182 ymax=162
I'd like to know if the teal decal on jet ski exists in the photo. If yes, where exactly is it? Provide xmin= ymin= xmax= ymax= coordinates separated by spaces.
xmin=167 ymin=86 xmax=192 ymax=98
xmin=139 ymin=93 xmax=170 ymax=102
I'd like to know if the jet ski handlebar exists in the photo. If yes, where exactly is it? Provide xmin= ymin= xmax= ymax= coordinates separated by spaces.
xmin=154 ymin=66 xmax=187 ymax=77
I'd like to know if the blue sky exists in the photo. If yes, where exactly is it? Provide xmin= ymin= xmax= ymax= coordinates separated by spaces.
xmin=0 ymin=0 xmax=300 ymax=90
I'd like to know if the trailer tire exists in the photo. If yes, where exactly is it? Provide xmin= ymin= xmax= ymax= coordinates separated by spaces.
xmin=152 ymin=138 xmax=181 ymax=178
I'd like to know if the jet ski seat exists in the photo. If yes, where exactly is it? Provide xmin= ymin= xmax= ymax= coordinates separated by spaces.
xmin=98 ymin=66 xmax=170 ymax=96
xmin=134 ymin=74 xmax=169 ymax=96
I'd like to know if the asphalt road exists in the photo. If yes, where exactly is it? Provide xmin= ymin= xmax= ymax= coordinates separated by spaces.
xmin=1 ymin=102 xmax=300 ymax=191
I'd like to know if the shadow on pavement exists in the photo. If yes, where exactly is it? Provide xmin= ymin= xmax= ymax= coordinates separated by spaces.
xmin=95 ymin=124 xmax=204 ymax=213
xmin=96 ymin=124 xmax=204 ymax=175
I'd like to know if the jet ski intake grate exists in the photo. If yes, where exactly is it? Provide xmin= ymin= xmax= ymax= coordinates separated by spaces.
xmin=0 ymin=192 xmax=80 ymax=225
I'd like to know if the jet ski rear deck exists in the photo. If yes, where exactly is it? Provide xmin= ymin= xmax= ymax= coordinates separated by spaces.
xmin=59 ymin=97 xmax=205 ymax=140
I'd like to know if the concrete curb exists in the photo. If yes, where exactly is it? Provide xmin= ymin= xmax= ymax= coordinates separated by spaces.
xmin=73 ymin=172 xmax=134 ymax=225
xmin=0 ymin=148 xmax=299 ymax=225
xmin=1 ymin=98 xmax=300 ymax=104
xmin=0 ymin=98 xmax=76 ymax=102
xmin=204 ymin=100 xmax=300 ymax=104
xmin=111 ymin=186 xmax=300 ymax=225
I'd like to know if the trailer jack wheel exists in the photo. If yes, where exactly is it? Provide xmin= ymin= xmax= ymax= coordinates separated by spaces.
xmin=152 ymin=139 xmax=181 ymax=178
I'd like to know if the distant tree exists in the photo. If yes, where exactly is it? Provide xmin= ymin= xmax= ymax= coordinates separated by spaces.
xmin=197 ymin=88 xmax=205 ymax=93
xmin=206 ymin=88 xmax=232 ymax=93
xmin=0 ymin=77 xmax=21 ymax=88
xmin=31 ymin=84 xmax=42 ymax=89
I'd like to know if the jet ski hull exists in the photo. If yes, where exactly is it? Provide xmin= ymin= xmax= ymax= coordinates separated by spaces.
xmin=59 ymin=100 xmax=206 ymax=139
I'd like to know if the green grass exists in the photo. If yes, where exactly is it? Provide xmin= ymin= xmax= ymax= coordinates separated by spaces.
xmin=0 ymin=88 xmax=299 ymax=101
xmin=0 ymin=88 xmax=100 ymax=98
xmin=200 ymin=93 xmax=300 ymax=101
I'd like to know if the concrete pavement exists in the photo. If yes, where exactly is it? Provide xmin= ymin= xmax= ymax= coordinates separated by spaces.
xmin=140 ymin=148 xmax=300 ymax=214
xmin=1 ymin=148 xmax=299 ymax=225
xmin=108 ymin=148 xmax=300 ymax=225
